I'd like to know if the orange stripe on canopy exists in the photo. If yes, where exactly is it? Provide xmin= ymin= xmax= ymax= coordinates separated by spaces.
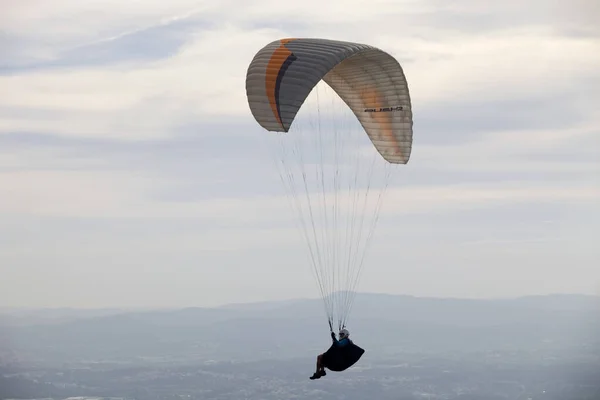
xmin=265 ymin=39 xmax=296 ymax=129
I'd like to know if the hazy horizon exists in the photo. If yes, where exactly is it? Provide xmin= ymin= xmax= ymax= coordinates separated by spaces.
xmin=1 ymin=1 xmax=599 ymax=310
xmin=2 ymin=291 xmax=599 ymax=312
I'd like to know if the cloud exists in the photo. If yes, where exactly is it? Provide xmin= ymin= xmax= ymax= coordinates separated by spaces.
xmin=0 ymin=25 xmax=288 ymax=139
xmin=2 ymin=1 xmax=598 ymax=143
xmin=400 ymin=0 xmax=600 ymax=38
xmin=0 ymin=1 xmax=218 ymax=64
xmin=1 ymin=158 xmax=597 ymax=222
xmin=414 ymin=122 xmax=600 ymax=174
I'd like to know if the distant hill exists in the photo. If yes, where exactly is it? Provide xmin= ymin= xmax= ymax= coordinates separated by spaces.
xmin=1 ymin=293 xmax=598 ymax=367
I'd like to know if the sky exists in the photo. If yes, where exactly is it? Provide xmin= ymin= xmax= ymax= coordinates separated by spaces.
xmin=1 ymin=0 xmax=599 ymax=309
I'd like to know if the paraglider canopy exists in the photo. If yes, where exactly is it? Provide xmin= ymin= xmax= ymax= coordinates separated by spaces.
xmin=246 ymin=37 xmax=413 ymax=164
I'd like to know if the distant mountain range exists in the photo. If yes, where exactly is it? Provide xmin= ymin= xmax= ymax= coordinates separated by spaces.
xmin=1 ymin=293 xmax=599 ymax=367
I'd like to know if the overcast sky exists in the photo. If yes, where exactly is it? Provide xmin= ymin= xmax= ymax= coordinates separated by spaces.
xmin=1 ymin=0 xmax=599 ymax=309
